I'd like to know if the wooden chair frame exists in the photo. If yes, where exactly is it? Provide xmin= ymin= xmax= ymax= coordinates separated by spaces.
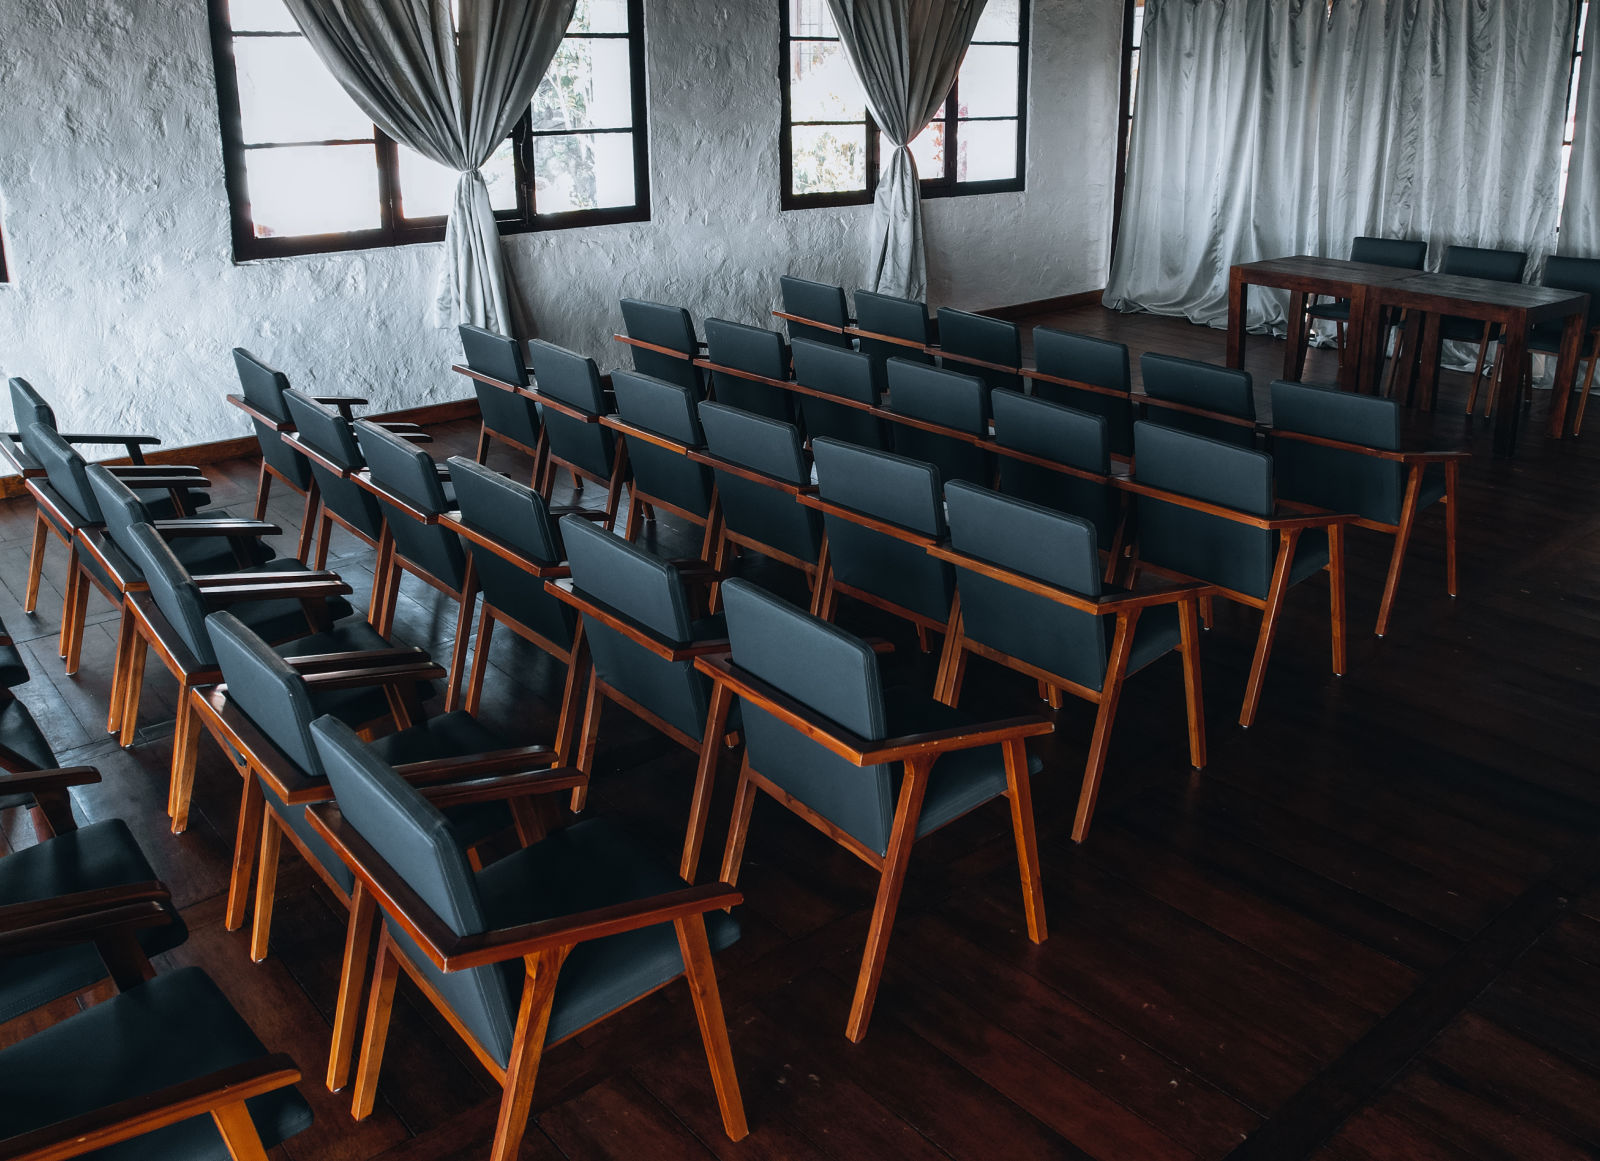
xmin=502 ymin=377 xmax=629 ymax=529
xmin=0 ymin=764 xmax=100 ymax=857
xmin=307 ymin=778 xmax=747 ymax=1161
xmin=1514 ymin=326 xmax=1600 ymax=436
xmin=698 ymin=651 xmax=1053 ymax=1041
xmin=926 ymin=545 xmax=1209 ymax=842
xmin=597 ymin=413 xmax=722 ymax=558
xmin=449 ymin=364 xmax=551 ymax=486
xmin=681 ymin=446 xmax=823 ymax=601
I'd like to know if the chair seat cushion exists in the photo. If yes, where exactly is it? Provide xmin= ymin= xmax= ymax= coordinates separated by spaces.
xmin=1306 ymin=300 xmax=1352 ymax=322
xmin=0 ymin=820 xmax=187 ymax=1022
xmin=0 ymin=966 xmax=312 ymax=1161
xmin=0 ymin=643 xmax=29 ymax=690
xmin=0 ymin=695 xmax=56 ymax=773
xmin=1289 ymin=529 xmax=1331 ymax=586
xmin=276 ymin=618 xmax=431 ymax=727
xmin=1116 ymin=601 xmax=1184 ymax=679
xmin=368 ymin=710 xmax=514 ymax=847
xmin=230 ymin=577 xmax=357 ymax=646
xmin=1529 ymin=326 xmax=1600 ymax=356
xmin=170 ymin=511 xmax=277 ymax=575
xmin=1439 ymin=316 xmax=1495 ymax=344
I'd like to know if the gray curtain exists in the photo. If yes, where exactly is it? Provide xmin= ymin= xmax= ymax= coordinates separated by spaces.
xmin=826 ymin=0 xmax=989 ymax=300
xmin=1107 ymin=0 xmax=1579 ymax=340
xmin=284 ymin=0 xmax=576 ymax=331
xmin=1561 ymin=1 xmax=1600 ymax=256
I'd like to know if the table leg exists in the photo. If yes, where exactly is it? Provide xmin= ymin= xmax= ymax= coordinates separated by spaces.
xmin=1546 ymin=307 xmax=1587 ymax=438
xmin=1347 ymin=286 xmax=1379 ymax=394
xmin=1226 ymin=269 xmax=1248 ymax=369
xmin=1493 ymin=317 xmax=1528 ymax=455
xmin=1283 ymin=290 xmax=1308 ymax=381
xmin=1417 ymin=312 xmax=1443 ymax=411
xmin=1391 ymin=310 xmax=1423 ymax=404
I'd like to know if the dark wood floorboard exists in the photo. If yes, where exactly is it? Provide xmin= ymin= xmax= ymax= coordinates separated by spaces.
xmin=4 ymin=306 xmax=1598 ymax=1159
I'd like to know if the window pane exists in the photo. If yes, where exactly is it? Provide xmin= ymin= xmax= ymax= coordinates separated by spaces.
xmin=397 ymin=140 xmax=517 ymax=220
xmin=879 ymin=122 xmax=945 ymax=179
xmin=533 ymin=132 xmax=636 ymax=213
xmin=790 ymin=40 xmax=867 ymax=122
xmin=234 ymin=36 xmax=372 ymax=143
xmin=958 ymin=45 xmax=1019 ymax=118
xmin=957 ymin=118 xmax=1018 ymax=182
xmin=228 ymin=0 xmax=298 ymax=32
xmin=789 ymin=0 xmax=838 ymax=38
xmin=972 ymin=0 xmax=1020 ymax=42
xmin=1132 ymin=2 xmax=1146 ymax=49
xmin=792 ymin=124 xmax=867 ymax=194
xmin=568 ymin=0 xmax=628 ymax=34
xmin=530 ymin=36 xmax=634 ymax=131
xmin=244 ymin=144 xmax=381 ymax=236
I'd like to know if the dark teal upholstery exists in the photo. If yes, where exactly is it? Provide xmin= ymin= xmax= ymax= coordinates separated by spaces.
xmin=1531 ymin=256 xmax=1600 ymax=353
xmin=1031 ymin=328 xmax=1134 ymax=457
xmin=885 ymin=359 xmax=991 ymax=487
xmin=991 ymin=389 xmax=1118 ymax=549
xmin=0 ymin=966 xmax=312 ymax=1161
xmin=24 ymin=422 xmax=204 ymax=528
xmin=0 ymin=696 xmax=53 ymax=775
xmin=610 ymin=370 xmax=714 ymax=521
xmin=283 ymin=390 xmax=385 ymax=542
xmin=855 ymin=289 xmax=934 ymax=384
xmin=1438 ymin=246 xmax=1528 ymax=343
xmin=1139 ymin=353 xmax=1257 ymax=447
xmin=620 ymin=298 xmax=704 ymax=396
xmin=233 ymin=349 xmax=313 ymax=491
xmin=790 ymin=337 xmax=889 ymax=450
xmin=811 ymin=437 xmax=954 ymax=625
xmin=698 ymin=402 xmax=822 ymax=567
xmin=704 ymin=318 xmax=792 ymax=421
xmin=354 ymin=420 xmax=467 ymax=592
xmin=937 ymin=308 xmax=1022 ymax=396
xmin=87 ymin=465 xmax=273 ymax=580
xmin=9 ymin=378 xmax=57 ymax=434
xmin=1307 ymin=238 xmax=1427 ymax=324
xmin=527 ymin=340 xmax=617 ymax=482
xmin=780 ymin=275 xmax=852 ymax=349
xmin=459 ymin=325 xmax=542 ymax=450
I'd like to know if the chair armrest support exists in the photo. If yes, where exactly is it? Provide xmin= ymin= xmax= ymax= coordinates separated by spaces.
xmin=152 ymin=519 xmax=280 ymax=539
xmin=393 ymin=745 xmax=563 ymax=784
xmin=298 ymin=659 xmax=445 ymax=692
xmin=200 ymin=578 xmax=352 ymax=606
xmin=414 ymin=764 xmax=585 ymax=806
xmin=0 ymin=766 xmax=102 ymax=794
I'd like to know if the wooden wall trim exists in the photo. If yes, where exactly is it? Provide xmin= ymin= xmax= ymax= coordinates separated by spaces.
xmin=978 ymin=289 xmax=1107 ymax=321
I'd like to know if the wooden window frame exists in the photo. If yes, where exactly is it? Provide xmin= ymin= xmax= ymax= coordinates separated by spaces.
xmin=777 ymin=1 xmax=1030 ymax=212
xmin=206 ymin=0 xmax=652 ymax=262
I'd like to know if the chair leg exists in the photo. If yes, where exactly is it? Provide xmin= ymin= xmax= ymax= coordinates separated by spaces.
xmin=1328 ymin=524 xmax=1347 ymax=675
xmin=488 ymin=948 xmax=568 ymax=1161
xmin=1178 ymin=596 xmax=1207 ymax=770
xmin=1466 ymin=325 xmax=1494 ymax=417
xmin=62 ymin=561 xmax=92 ymax=675
xmin=846 ymin=755 xmax=931 ymax=1043
xmin=1573 ymin=349 xmax=1600 ymax=437
xmin=445 ymin=574 xmax=478 ymax=711
xmin=1239 ymin=532 xmax=1298 ymax=729
xmin=328 ymin=882 xmax=379 ymax=1094
xmin=555 ymin=624 xmax=590 ymax=773
xmin=118 ymin=635 xmax=149 ymax=747
xmin=933 ymin=599 xmax=964 ymax=706
xmin=1444 ymin=460 xmax=1460 ymax=598
xmin=107 ymin=603 xmax=135 ymax=735
xmin=350 ymin=932 xmax=401 ymax=1120
xmin=1071 ymin=613 xmax=1136 ymax=844
xmin=719 ymin=757 xmax=758 ymax=888
xmin=569 ymin=668 xmax=604 ymax=812
xmin=475 ymin=425 xmax=492 ymax=465
xmin=169 ymin=682 xmax=202 ymax=832
xmin=682 ymin=682 xmax=735 ymax=882
xmin=1375 ymin=466 xmax=1425 ymax=638
xmin=314 ymin=513 xmax=334 ymax=571
xmin=601 ymin=447 xmax=628 ymax=532
xmin=461 ymin=612 xmax=494 ymax=717
xmin=252 ymin=461 xmax=273 ymax=522
xmin=808 ymin=537 xmax=832 ymax=617
xmin=226 ymin=774 xmax=265 ymax=933
xmin=674 ymin=914 xmax=749 ymax=1141
xmin=295 ymin=481 xmax=320 ymax=564
xmin=250 ymin=815 xmax=284 ymax=962
xmin=1001 ymin=737 xmax=1046 ymax=943
xmin=57 ymin=548 xmax=81 ymax=659
xmin=210 ymin=1099 xmax=274 ymax=1161
xmin=24 ymin=513 xmax=49 ymax=615
xmin=624 ymin=493 xmax=644 ymax=542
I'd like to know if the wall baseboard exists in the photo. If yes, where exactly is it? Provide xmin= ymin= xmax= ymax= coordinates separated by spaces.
xmin=979 ymin=289 xmax=1106 ymax=321
xmin=0 ymin=398 xmax=482 ymax=500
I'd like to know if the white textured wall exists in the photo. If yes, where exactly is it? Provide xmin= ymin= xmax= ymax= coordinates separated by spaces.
xmin=0 ymin=0 xmax=1123 ymax=447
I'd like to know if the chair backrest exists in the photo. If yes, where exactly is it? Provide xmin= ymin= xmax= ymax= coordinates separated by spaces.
xmin=1132 ymin=421 xmax=1279 ymax=600
xmin=855 ymin=289 xmax=934 ymax=383
xmin=309 ymin=714 xmax=517 ymax=1068
xmin=9 ymin=378 xmax=57 ymax=437
xmin=1139 ymin=353 xmax=1257 ymax=447
xmin=720 ymin=578 xmax=901 ymax=856
xmin=560 ymin=515 xmax=714 ymax=740
xmin=703 ymin=318 xmax=792 ymax=421
xmin=458 ymin=325 xmax=540 ymax=450
xmin=991 ymin=390 xmax=1118 ymax=548
xmin=945 ymin=482 xmax=1112 ymax=692
xmin=610 ymin=370 xmax=714 ymax=521
xmin=620 ymin=298 xmax=703 ymax=395
xmin=121 ymin=521 xmax=217 ymax=664
xmin=790 ymin=337 xmax=888 ymax=450
xmin=1269 ymin=379 xmax=1411 ymax=526
xmin=85 ymin=465 xmax=163 ymax=575
xmin=1440 ymin=245 xmax=1527 ymax=284
xmin=1031 ymin=328 xmax=1133 ymax=457
xmin=1348 ymin=236 xmax=1427 ymax=270
xmin=23 ymin=422 xmax=102 ymax=527
xmin=527 ymin=340 xmax=616 ymax=482
xmin=936 ymin=308 xmax=1023 ymax=396
xmin=811 ymin=437 xmax=954 ymax=627
xmin=233 ymin=349 xmax=313 ymax=492
xmin=353 ymin=421 xmax=467 ymax=592
xmin=283 ymin=389 xmax=384 ymax=541
xmin=698 ymin=402 xmax=822 ymax=566
xmin=885 ymin=359 xmax=990 ymax=487
xmin=447 ymin=457 xmax=575 ymax=649
xmin=1540 ymin=255 xmax=1600 ymax=329
xmin=779 ymin=275 xmax=852 ymax=349
xmin=206 ymin=610 xmax=325 ymax=778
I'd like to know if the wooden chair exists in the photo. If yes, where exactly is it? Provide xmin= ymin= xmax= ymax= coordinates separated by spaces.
xmin=1027 ymin=328 xmax=1135 ymax=459
xmin=1295 ymin=237 xmax=1427 ymax=380
xmin=526 ymin=339 xmax=630 ymax=528
xmin=305 ymin=714 xmax=746 ymax=1161
xmin=789 ymin=337 xmax=891 ymax=450
xmin=1139 ymin=353 xmax=1260 ymax=448
xmin=1435 ymin=246 xmax=1527 ymax=416
xmin=703 ymin=317 xmax=793 ymax=421
xmin=617 ymin=297 xmax=706 ymax=396
xmin=885 ymin=359 xmax=993 ymax=488
xmin=456 ymin=324 xmax=549 ymax=483
xmin=281 ymin=389 xmax=389 ymax=585
xmin=1522 ymin=254 xmax=1600 ymax=436
xmin=778 ymin=274 xmax=854 ymax=349
xmin=931 ymin=482 xmax=1207 ymax=842
xmin=705 ymin=578 xmax=1053 ymax=1041
xmin=1124 ymin=421 xmax=1354 ymax=728
xmin=6 ymin=376 xmax=163 ymax=468
xmin=1270 ymin=380 xmax=1466 ymax=637
xmin=936 ymin=307 xmax=1024 ymax=396
xmin=603 ymin=370 xmax=718 ymax=556
xmin=546 ymin=515 xmax=735 ymax=879
xmin=854 ymin=289 xmax=936 ymax=387
xmin=0 ymin=618 xmax=74 ymax=842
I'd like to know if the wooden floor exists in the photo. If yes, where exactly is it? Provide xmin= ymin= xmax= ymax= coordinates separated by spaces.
xmin=4 ymin=305 xmax=1600 ymax=1160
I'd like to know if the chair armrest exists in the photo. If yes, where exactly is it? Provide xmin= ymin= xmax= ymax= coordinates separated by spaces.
xmin=0 ymin=434 xmax=42 ymax=477
xmin=105 ymin=464 xmax=205 ymax=478
xmin=0 ymin=882 xmax=174 ymax=961
xmin=107 ymin=474 xmax=212 ymax=492
xmin=226 ymin=394 xmax=291 ymax=431
xmin=0 ymin=766 xmax=102 ymax=794
xmin=314 ymin=394 xmax=368 ymax=420
xmin=200 ymin=578 xmax=352 ymax=606
xmin=927 ymin=545 xmax=1211 ymax=614
xmin=351 ymin=471 xmax=439 ymax=524
xmin=192 ymin=570 xmax=340 ymax=587
xmin=1114 ymin=479 xmax=1357 ymax=531
xmin=393 ymin=745 xmax=563 ymax=783
xmin=414 ymin=765 xmax=586 ymax=805
xmin=0 ymin=1055 xmax=301 ymax=1161
xmin=1269 ymin=428 xmax=1471 ymax=462
xmin=796 ymin=494 xmax=941 ymax=548
xmin=438 ymin=512 xmax=570 ymax=577
xmin=547 ymin=506 xmax=611 ymax=523
xmin=151 ymin=519 xmax=280 ymax=539
xmin=298 ymin=658 xmax=445 ymax=692
xmin=58 ymin=432 xmax=161 ymax=448
xmin=281 ymin=647 xmax=432 ymax=674
xmin=546 ymin=579 xmax=725 ymax=662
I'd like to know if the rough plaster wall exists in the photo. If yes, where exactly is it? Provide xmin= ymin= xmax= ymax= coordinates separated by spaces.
xmin=0 ymin=0 xmax=1123 ymax=447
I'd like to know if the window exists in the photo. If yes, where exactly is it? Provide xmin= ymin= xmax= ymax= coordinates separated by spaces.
xmin=207 ymin=0 xmax=649 ymax=260
xmin=0 ymin=221 xmax=7 ymax=284
xmin=779 ymin=0 xmax=1028 ymax=209
xmin=1112 ymin=0 xmax=1143 ymax=257
xmin=1560 ymin=1 xmax=1591 ymax=221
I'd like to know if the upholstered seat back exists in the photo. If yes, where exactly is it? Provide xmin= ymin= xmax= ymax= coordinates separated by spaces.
xmin=790 ymin=338 xmax=888 ymax=450
xmin=704 ymin=318 xmax=792 ymax=422
xmin=1139 ymin=353 xmax=1257 ymax=447
xmin=527 ymin=340 xmax=616 ymax=482
xmin=698 ymin=402 xmax=822 ymax=566
xmin=448 ymin=457 xmax=575 ymax=650
xmin=354 ymin=421 xmax=467 ymax=592
xmin=855 ymin=289 xmax=934 ymax=387
xmin=811 ymin=438 xmax=954 ymax=625
xmin=937 ymin=308 xmax=1023 ymax=396
xmin=23 ymin=423 xmax=102 ymax=527
xmin=610 ymin=371 xmax=714 ymax=520
xmin=991 ymin=390 xmax=1118 ymax=548
xmin=1349 ymin=236 xmax=1427 ymax=270
xmin=1440 ymin=245 xmax=1527 ymax=283
xmin=1271 ymin=380 xmax=1412 ymax=526
xmin=945 ymin=482 xmax=1110 ymax=691
xmin=9 ymin=378 xmax=57 ymax=437
xmin=885 ymin=359 xmax=990 ymax=487
xmin=779 ymin=275 xmax=852 ymax=349
xmin=283 ymin=390 xmax=385 ymax=541
xmin=122 ymin=522 xmax=219 ymax=663
xmin=561 ymin=516 xmax=713 ymax=740
xmin=310 ymin=715 xmax=516 ymax=1067
xmin=233 ymin=349 xmax=313 ymax=490
xmin=459 ymin=325 xmax=541 ymax=449
xmin=620 ymin=298 xmax=703 ymax=396
xmin=1133 ymin=422 xmax=1278 ymax=599
xmin=1540 ymin=256 xmax=1600 ymax=331
xmin=1030 ymin=329 xmax=1134 ymax=457
xmin=207 ymin=611 xmax=325 ymax=778
xmin=721 ymin=578 xmax=900 ymax=855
